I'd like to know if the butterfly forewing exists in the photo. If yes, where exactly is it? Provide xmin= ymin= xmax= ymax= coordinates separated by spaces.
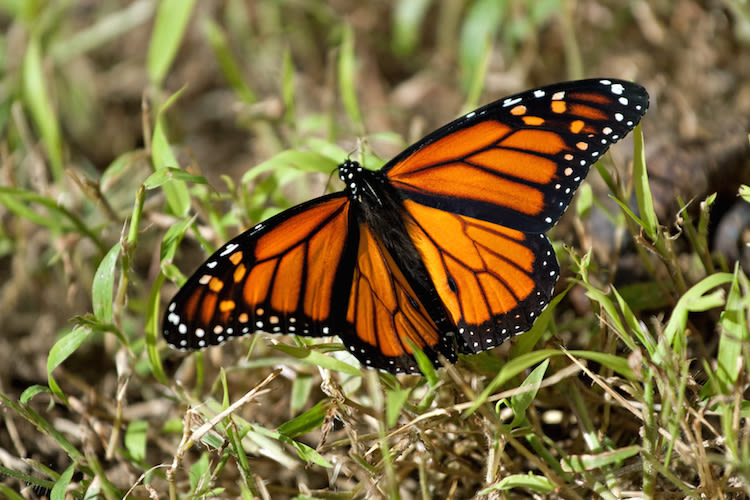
xmin=384 ymin=79 xmax=649 ymax=234
xmin=163 ymin=194 xmax=355 ymax=350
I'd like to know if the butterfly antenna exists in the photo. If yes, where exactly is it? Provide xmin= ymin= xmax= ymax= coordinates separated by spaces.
xmin=325 ymin=167 xmax=338 ymax=193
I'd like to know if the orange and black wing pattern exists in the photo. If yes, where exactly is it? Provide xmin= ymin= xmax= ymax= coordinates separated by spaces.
xmin=385 ymin=79 xmax=649 ymax=233
xmin=163 ymin=194 xmax=356 ymax=350
xmin=342 ymin=223 xmax=455 ymax=373
xmin=381 ymin=78 xmax=648 ymax=356
xmin=403 ymin=200 xmax=557 ymax=353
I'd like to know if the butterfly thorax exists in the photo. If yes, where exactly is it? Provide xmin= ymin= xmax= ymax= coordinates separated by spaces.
xmin=338 ymin=159 xmax=383 ymax=201
xmin=338 ymin=159 xmax=411 ymax=249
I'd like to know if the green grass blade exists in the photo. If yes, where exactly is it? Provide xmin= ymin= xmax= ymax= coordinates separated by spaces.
xmin=509 ymin=359 xmax=548 ymax=427
xmin=464 ymin=349 xmax=561 ymax=417
xmin=47 ymin=327 xmax=92 ymax=403
xmin=147 ymin=0 xmax=197 ymax=86
xmin=481 ymin=473 xmax=555 ymax=494
xmin=151 ymin=89 xmax=191 ymax=216
xmin=0 ymin=186 xmax=106 ymax=253
xmin=562 ymin=445 xmax=641 ymax=472
xmin=391 ymin=0 xmax=432 ymax=56
xmin=241 ymin=150 xmax=338 ymax=184
xmin=631 ymin=124 xmax=658 ymax=241
xmin=277 ymin=400 xmax=328 ymax=438
xmin=386 ymin=383 xmax=413 ymax=428
xmin=124 ymin=420 xmax=148 ymax=463
xmin=281 ymin=47 xmax=296 ymax=125
xmin=272 ymin=343 xmax=361 ymax=376
xmin=145 ymin=272 xmax=168 ymax=385
xmin=92 ymin=243 xmax=120 ymax=324
xmin=49 ymin=1 xmax=154 ymax=62
xmin=144 ymin=167 xmax=208 ymax=189
xmin=50 ymin=464 xmax=75 ymax=500
xmin=711 ymin=265 xmax=750 ymax=394
xmin=202 ymin=18 xmax=256 ymax=104
xmin=338 ymin=24 xmax=363 ymax=133
xmin=22 ymin=36 xmax=64 ymax=180
xmin=661 ymin=273 xmax=734 ymax=353
xmin=459 ymin=0 xmax=504 ymax=93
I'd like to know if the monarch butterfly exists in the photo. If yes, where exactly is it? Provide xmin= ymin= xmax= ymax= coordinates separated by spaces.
xmin=163 ymin=79 xmax=648 ymax=374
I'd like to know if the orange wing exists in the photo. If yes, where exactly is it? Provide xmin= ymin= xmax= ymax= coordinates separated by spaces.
xmin=163 ymin=194 xmax=355 ymax=350
xmin=384 ymin=79 xmax=649 ymax=234
xmin=344 ymin=223 xmax=454 ymax=373
xmin=403 ymin=200 xmax=557 ymax=353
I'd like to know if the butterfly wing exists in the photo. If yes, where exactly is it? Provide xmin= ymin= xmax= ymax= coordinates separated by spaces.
xmin=403 ymin=200 xmax=557 ymax=353
xmin=163 ymin=194 xmax=356 ymax=350
xmin=384 ymin=79 xmax=649 ymax=233
xmin=381 ymin=79 xmax=648 ymax=352
xmin=344 ymin=222 xmax=454 ymax=373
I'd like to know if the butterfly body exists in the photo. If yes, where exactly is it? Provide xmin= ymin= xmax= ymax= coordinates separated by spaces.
xmin=163 ymin=79 xmax=649 ymax=374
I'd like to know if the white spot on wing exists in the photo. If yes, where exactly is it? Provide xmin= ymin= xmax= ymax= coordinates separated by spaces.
xmin=503 ymin=97 xmax=522 ymax=107
xmin=219 ymin=243 xmax=239 ymax=257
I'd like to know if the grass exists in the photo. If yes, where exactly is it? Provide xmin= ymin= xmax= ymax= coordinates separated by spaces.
xmin=1 ymin=1 xmax=749 ymax=499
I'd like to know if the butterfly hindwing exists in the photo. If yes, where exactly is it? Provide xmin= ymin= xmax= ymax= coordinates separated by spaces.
xmin=403 ymin=200 xmax=558 ymax=353
xmin=341 ymin=223 xmax=455 ymax=373
xmin=385 ymin=79 xmax=649 ymax=234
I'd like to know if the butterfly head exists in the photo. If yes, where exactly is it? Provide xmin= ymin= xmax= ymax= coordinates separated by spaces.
xmin=338 ymin=159 xmax=364 ymax=197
